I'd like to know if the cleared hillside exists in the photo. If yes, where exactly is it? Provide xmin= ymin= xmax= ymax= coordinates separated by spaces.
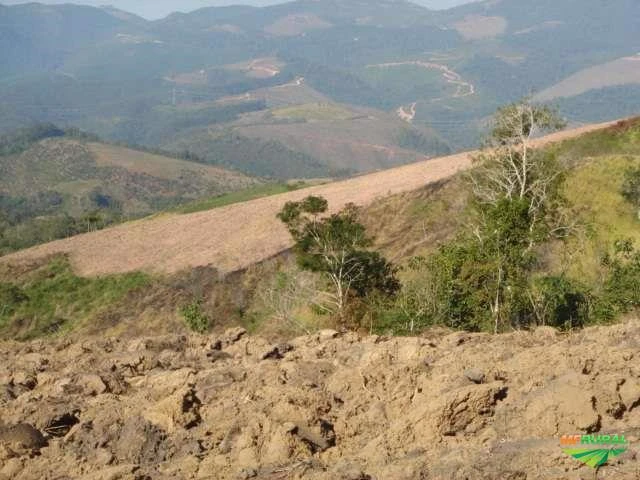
xmin=536 ymin=54 xmax=640 ymax=101
xmin=0 ymin=138 xmax=257 ymax=209
xmin=0 ymin=120 xmax=617 ymax=277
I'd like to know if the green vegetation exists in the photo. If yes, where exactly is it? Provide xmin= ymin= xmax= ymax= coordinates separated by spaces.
xmin=271 ymin=103 xmax=354 ymax=122
xmin=0 ymin=123 xmax=65 ymax=156
xmin=595 ymin=239 xmax=640 ymax=322
xmin=278 ymin=195 xmax=399 ymax=324
xmin=396 ymin=127 xmax=452 ymax=157
xmin=0 ymin=256 xmax=150 ymax=340
xmin=621 ymin=166 xmax=640 ymax=219
xmin=180 ymin=299 xmax=211 ymax=334
xmin=362 ymin=109 xmax=640 ymax=335
xmin=174 ymin=182 xmax=308 ymax=214
xmin=1 ymin=0 xmax=638 ymax=160
xmin=166 ymin=131 xmax=336 ymax=179
xmin=0 ymin=124 xmax=259 ymax=254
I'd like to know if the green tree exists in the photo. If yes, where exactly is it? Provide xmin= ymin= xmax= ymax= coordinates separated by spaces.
xmin=278 ymin=196 xmax=399 ymax=322
xmin=418 ymin=100 xmax=574 ymax=332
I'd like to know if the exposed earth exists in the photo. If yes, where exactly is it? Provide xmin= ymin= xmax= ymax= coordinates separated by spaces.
xmin=1 ymin=320 xmax=639 ymax=479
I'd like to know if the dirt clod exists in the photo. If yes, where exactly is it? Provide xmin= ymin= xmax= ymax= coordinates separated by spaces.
xmin=0 ymin=320 xmax=639 ymax=478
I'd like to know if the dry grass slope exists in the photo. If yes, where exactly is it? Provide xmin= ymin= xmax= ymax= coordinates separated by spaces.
xmin=89 ymin=143 xmax=254 ymax=185
xmin=0 ymin=121 xmax=619 ymax=277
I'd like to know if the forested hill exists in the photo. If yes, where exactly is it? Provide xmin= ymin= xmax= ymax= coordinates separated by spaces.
xmin=0 ymin=124 xmax=259 ymax=254
xmin=0 ymin=0 xmax=638 ymax=168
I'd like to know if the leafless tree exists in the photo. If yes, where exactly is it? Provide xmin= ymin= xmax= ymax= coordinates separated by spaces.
xmin=469 ymin=100 xmax=566 ymax=224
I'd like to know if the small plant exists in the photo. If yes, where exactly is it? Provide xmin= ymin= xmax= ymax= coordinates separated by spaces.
xmin=621 ymin=166 xmax=640 ymax=219
xmin=0 ymin=282 xmax=28 ymax=319
xmin=180 ymin=299 xmax=210 ymax=334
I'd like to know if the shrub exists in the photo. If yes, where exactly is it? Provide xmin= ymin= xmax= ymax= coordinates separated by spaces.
xmin=528 ymin=276 xmax=591 ymax=330
xmin=594 ymin=239 xmax=640 ymax=321
xmin=621 ymin=166 xmax=640 ymax=218
xmin=0 ymin=283 xmax=28 ymax=318
xmin=180 ymin=299 xmax=210 ymax=334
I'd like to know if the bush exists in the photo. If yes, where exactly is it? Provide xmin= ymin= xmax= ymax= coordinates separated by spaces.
xmin=180 ymin=299 xmax=210 ymax=334
xmin=0 ymin=283 xmax=28 ymax=318
xmin=528 ymin=276 xmax=591 ymax=330
xmin=621 ymin=166 xmax=640 ymax=218
xmin=594 ymin=239 xmax=640 ymax=321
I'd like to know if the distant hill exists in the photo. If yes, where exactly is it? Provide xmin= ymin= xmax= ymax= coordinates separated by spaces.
xmin=0 ymin=0 xmax=638 ymax=163
xmin=0 ymin=125 xmax=259 ymax=254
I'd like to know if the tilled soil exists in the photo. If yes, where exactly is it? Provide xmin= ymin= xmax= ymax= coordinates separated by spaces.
xmin=1 ymin=320 xmax=640 ymax=479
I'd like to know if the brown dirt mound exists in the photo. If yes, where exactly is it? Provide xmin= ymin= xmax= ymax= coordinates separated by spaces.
xmin=1 ymin=321 xmax=639 ymax=479
xmin=0 ymin=121 xmax=619 ymax=277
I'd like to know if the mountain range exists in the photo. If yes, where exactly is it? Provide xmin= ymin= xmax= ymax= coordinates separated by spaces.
xmin=0 ymin=0 xmax=639 ymax=177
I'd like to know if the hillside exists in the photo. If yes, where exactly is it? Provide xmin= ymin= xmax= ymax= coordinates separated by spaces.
xmin=168 ymin=102 xmax=451 ymax=177
xmin=361 ymin=117 xmax=640 ymax=268
xmin=0 ymin=126 xmax=259 ymax=254
xmin=0 ymin=120 xmax=615 ymax=277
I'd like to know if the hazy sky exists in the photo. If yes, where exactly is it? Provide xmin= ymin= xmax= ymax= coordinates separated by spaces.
xmin=2 ymin=0 xmax=476 ymax=19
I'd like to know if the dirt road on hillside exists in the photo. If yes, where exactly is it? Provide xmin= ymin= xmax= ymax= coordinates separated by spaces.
xmin=0 ymin=121 xmax=619 ymax=276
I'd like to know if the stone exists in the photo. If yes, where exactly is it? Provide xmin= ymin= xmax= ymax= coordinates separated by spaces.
xmin=75 ymin=374 xmax=107 ymax=396
xmin=464 ymin=368 xmax=485 ymax=384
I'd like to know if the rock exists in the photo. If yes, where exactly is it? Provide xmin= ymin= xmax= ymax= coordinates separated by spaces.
xmin=11 ymin=371 xmax=37 ymax=390
xmin=437 ymin=383 xmax=508 ymax=435
xmin=331 ymin=460 xmax=372 ymax=480
xmin=318 ymin=329 xmax=339 ymax=340
xmin=287 ymin=422 xmax=334 ymax=453
xmin=522 ymin=380 xmax=601 ymax=435
xmin=464 ymin=368 xmax=485 ymax=384
xmin=261 ymin=343 xmax=294 ymax=360
xmin=220 ymin=327 xmax=247 ymax=346
xmin=0 ymin=458 xmax=23 ymax=478
xmin=143 ymin=386 xmax=201 ymax=432
xmin=75 ymin=374 xmax=107 ymax=396
xmin=0 ymin=424 xmax=47 ymax=456
xmin=619 ymin=380 xmax=640 ymax=411
xmin=113 ymin=417 xmax=173 ymax=464
xmin=235 ymin=467 xmax=257 ymax=479
xmin=94 ymin=448 xmax=114 ymax=466
xmin=206 ymin=350 xmax=232 ymax=363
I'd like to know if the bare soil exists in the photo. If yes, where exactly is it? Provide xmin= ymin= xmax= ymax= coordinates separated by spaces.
xmin=1 ymin=321 xmax=639 ymax=479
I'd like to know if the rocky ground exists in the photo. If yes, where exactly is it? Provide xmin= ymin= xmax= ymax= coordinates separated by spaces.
xmin=1 ymin=321 xmax=639 ymax=480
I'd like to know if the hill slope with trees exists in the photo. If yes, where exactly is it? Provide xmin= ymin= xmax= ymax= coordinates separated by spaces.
xmin=0 ymin=125 xmax=259 ymax=254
